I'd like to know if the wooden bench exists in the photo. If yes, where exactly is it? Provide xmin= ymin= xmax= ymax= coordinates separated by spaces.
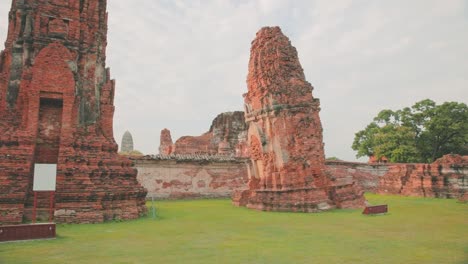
xmin=362 ymin=204 xmax=388 ymax=215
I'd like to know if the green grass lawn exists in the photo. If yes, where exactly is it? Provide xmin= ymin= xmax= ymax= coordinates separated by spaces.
xmin=1 ymin=194 xmax=467 ymax=264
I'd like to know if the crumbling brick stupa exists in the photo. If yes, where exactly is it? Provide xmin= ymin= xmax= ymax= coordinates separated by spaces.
xmin=159 ymin=128 xmax=174 ymax=155
xmin=0 ymin=0 xmax=147 ymax=224
xmin=233 ymin=27 xmax=365 ymax=212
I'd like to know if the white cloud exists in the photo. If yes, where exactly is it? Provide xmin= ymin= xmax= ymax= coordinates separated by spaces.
xmin=0 ymin=0 xmax=467 ymax=161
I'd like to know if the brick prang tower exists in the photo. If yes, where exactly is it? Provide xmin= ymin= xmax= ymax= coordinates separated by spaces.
xmin=233 ymin=27 xmax=365 ymax=212
xmin=0 ymin=0 xmax=147 ymax=224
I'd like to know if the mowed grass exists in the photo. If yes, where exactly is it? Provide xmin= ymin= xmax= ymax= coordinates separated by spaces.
xmin=0 ymin=194 xmax=467 ymax=264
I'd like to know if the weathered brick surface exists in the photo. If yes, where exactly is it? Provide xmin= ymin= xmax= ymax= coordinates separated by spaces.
xmin=159 ymin=128 xmax=174 ymax=155
xmin=233 ymin=27 xmax=365 ymax=212
xmin=0 ymin=0 xmax=147 ymax=224
xmin=132 ymin=155 xmax=249 ymax=199
xmin=325 ymin=155 xmax=467 ymax=200
xmin=377 ymin=155 xmax=467 ymax=198
xmin=132 ymin=154 xmax=465 ymax=202
xmin=325 ymin=161 xmax=391 ymax=193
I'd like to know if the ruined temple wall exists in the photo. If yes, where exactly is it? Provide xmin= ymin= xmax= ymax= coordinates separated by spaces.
xmin=131 ymin=158 xmax=466 ymax=201
xmin=325 ymin=161 xmax=389 ymax=193
xmin=134 ymin=157 xmax=249 ymax=199
xmin=325 ymin=159 xmax=467 ymax=199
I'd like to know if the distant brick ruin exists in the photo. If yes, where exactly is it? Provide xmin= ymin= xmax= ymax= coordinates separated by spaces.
xmin=160 ymin=111 xmax=249 ymax=157
xmin=121 ymin=131 xmax=134 ymax=152
xmin=327 ymin=155 xmax=467 ymax=200
xmin=232 ymin=27 xmax=365 ymax=212
xmin=159 ymin=128 xmax=174 ymax=155
xmin=0 ymin=0 xmax=147 ymax=224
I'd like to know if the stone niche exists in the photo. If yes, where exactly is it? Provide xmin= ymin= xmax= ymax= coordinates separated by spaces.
xmin=48 ymin=18 xmax=69 ymax=38
xmin=0 ymin=0 xmax=147 ymax=225
xmin=232 ymin=27 xmax=365 ymax=212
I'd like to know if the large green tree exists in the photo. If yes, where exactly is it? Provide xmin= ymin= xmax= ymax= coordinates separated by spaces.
xmin=352 ymin=99 xmax=468 ymax=163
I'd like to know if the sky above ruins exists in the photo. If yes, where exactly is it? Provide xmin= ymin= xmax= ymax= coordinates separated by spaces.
xmin=0 ymin=1 xmax=467 ymax=161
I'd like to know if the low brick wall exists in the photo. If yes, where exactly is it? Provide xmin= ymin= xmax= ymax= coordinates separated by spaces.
xmin=132 ymin=155 xmax=467 ymax=200
xmin=325 ymin=161 xmax=389 ymax=193
xmin=133 ymin=155 xmax=249 ymax=199
xmin=325 ymin=159 xmax=467 ymax=199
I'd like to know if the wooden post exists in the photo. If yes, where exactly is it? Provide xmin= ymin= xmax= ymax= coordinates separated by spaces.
xmin=32 ymin=192 xmax=37 ymax=224
xmin=49 ymin=191 xmax=55 ymax=222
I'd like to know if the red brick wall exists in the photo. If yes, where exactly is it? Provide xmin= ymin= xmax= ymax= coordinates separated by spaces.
xmin=134 ymin=158 xmax=249 ymax=199
xmin=325 ymin=156 xmax=467 ymax=199
xmin=133 ymin=157 xmax=466 ymax=201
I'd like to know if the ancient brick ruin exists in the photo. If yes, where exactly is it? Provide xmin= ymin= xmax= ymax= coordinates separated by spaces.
xmin=232 ymin=27 xmax=365 ymax=212
xmin=378 ymin=155 xmax=467 ymax=198
xmin=134 ymin=155 xmax=467 ymax=202
xmin=1 ymin=2 xmax=465 ymax=227
xmin=326 ymin=155 xmax=467 ymax=200
xmin=161 ymin=111 xmax=249 ymax=157
xmin=0 ymin=0 xmax=147 ymax=224
xmin=120 ymin=131 xmax=134 ymax=152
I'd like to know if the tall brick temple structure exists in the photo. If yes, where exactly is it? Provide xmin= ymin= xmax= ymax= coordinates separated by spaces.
xmin=233 ymin=27 xmax=364 ymax=212
xmin=0 ymin=0 xmax=147 ymax=224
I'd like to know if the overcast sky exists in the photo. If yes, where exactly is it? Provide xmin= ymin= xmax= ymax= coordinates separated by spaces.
xmin=0 ymin=1 xmax=467 ymax=161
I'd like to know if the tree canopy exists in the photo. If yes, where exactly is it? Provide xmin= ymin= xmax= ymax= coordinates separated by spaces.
xmin=352 ymin=99 xmax=468 ymax=163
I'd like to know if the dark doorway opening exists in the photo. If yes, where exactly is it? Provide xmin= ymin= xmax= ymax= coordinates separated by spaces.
xmin=34 ymin=98 xmax=63 ymax=164
xmin=24 ymin=98 xmax=63 ymax=222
